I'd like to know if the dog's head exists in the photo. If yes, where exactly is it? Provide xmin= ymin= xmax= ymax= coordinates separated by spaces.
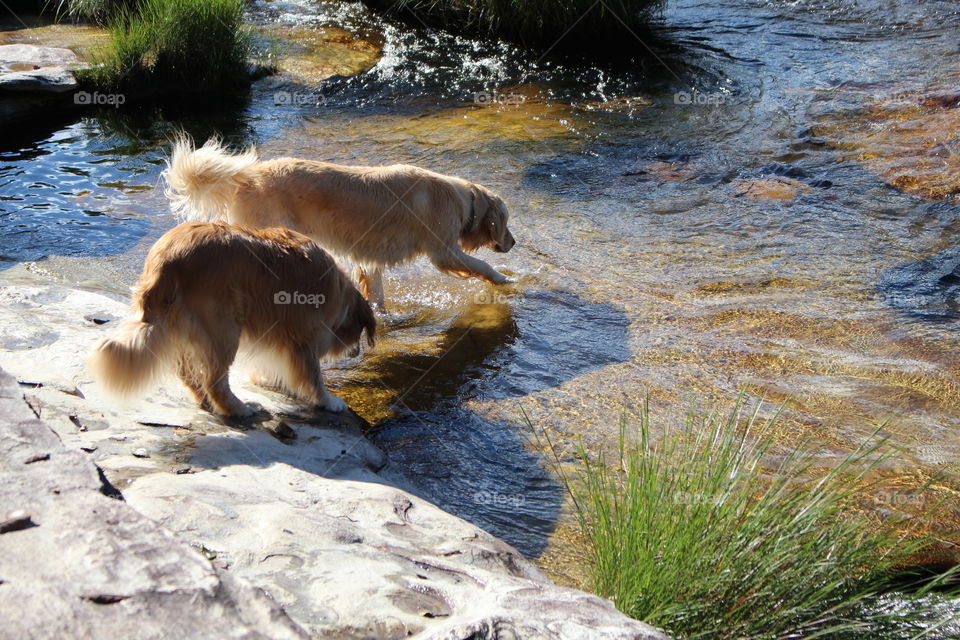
xmin=461 ymin=184 xmax=516 ymax=254
xmin=334 ymin=288 xmax=377 ymax=358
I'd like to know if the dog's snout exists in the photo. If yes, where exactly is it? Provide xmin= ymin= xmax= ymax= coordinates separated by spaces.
xmin=493 ymin=232 xmax=516 ymax=254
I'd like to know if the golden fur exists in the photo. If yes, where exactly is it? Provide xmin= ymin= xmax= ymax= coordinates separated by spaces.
xmin=87 ymin=222 xmax=376 ymax=417
xmin=163 ymin=136 xmax=516 ymax=307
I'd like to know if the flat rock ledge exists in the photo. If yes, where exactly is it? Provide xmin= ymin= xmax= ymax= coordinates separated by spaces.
xmin=0 ymin=367 xmax=309 ymax=640
xmin=0 ymin=44 xmax=84 ymax=122
xmin=0 ymin=283 xmax=668 ymax=640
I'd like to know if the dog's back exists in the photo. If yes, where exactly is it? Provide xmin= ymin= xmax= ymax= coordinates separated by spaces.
xmin=90 ymin=222 xmax=375 ymax=415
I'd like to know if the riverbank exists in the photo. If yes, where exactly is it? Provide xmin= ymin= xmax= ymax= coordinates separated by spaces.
xmin=0 ymin=282 xmax=667 ymax=639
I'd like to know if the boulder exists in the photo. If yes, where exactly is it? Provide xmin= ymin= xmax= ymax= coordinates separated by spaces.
xmin=0 ymin=43 xmax=80 ymax=67
xmin=0 ymin=283 xmax=669 ymax=640
xmin=0 ymin=367 xmax=310 ymax=640
xmin=0 ymin=44 xmax=80 ymax=93
xmin=0 ymin=43 xmax=84 ymax=122
xmin=0 ymin=66 xmax=77 ymax=92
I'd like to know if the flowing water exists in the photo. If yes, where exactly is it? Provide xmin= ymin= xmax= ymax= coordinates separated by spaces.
xmin=1 ymin=0 xmax=959 ymax=576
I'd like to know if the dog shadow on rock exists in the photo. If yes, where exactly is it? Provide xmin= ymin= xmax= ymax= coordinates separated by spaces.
xmin=189 ymin=287 xmax=632 ymax=558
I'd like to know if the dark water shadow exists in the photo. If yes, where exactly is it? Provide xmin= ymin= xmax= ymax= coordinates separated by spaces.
xmin=361 ymin=288 xmax=632 ymax=557
xmin=879 ymin=240 xmax=960 ymax=324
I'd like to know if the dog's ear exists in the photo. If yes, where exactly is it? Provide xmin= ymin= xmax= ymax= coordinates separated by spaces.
xmin=482 ymin=193 xmax=513 ymax=249
xmin=460 ymin=185 xmax=489 ymax=251
xmin=467 ymin=185 xmax=489 ymax=232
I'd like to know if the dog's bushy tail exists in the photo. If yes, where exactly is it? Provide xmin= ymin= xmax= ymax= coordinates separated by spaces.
xmin=88 ymin=262 xmax=180 ymax=399
xmin=87 ymin=320 xmax=172 ymax=399
xmin=163 ymin=134 xmax=258 ymax=222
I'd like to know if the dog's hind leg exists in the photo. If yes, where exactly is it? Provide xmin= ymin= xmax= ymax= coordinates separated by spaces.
xmin=354 ymin=265 xmax=386 ymax=309
xmin=281 ymin=343 xmax=347 ymax=413
xmin=197 ymin=325 xmax=251 ymax=418
xmin=366 ymin=267 xmax=386 ymax=309
xmin=353 ymin=265 xmax=371 ymax=300
xmin=176 ymin=353 xmax=212 ymax=412
xmin=431 ymin=249 xmax=508 ymax=285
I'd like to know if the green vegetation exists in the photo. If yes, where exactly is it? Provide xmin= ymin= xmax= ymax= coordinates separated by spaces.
xmin=52 ymin=0 xmax=135 ymax=23
xmin=78 ymin=0 xmax=251 ymax=92
xmin=363 ymin=0 xmax=664 ymax=49
xmin=534 ymin=398 xmax=960 ymax=639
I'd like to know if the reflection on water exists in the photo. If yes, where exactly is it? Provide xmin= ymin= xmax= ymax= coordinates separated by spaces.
xmin=1 ymin=0 xmax=959 ymax=566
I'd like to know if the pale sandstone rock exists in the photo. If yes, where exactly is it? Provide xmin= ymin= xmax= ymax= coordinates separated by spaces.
xmin=0 ymin=284 xmax=669 ymax=640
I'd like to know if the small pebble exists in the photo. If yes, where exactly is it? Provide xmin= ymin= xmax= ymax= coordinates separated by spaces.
xmin=270 ymin=421 xmax=296 ymax=440
xmin=0 ymin=511 xmax=34 ymax=534
xmin=132 ymin=448 xmax=150 ymax=458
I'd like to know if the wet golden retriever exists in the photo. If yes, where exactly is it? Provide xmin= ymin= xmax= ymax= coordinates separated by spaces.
xmin=88 ymin=222 xmax=376 ymax=417
xmin=163 ymin=136 xmax=516 ymax=308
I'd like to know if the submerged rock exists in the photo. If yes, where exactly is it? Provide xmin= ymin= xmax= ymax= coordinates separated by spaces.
xmin=814 ymin=83 xmax=960 ymax=201
xmin=731 ymin=176 xmax=811 ymax=201
xmin=255 ymin=24 xmax=382 ymax=84
xmin=0 ymin=283 xmax=668 ymax=640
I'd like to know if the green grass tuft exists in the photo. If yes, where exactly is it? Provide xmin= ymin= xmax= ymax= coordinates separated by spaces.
xmin=531 ymin=396 xmax=960 ymax=639
xmin=53 ymin=0 xmax=136 ymax=23
xmin=78 ymin=0 xmax=251 ymax=93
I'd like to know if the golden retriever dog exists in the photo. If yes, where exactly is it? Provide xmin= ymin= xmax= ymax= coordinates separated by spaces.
xmin=87 ymin=222 xmax=376 ymax=417
xmin=162 ymin=136 xmax=516 ymax=308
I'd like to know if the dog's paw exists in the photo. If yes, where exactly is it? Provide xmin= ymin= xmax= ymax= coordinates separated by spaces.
xmin=230 ymin=403 xmax=256 ymax=419
xmin=320 ymin=395 xmax=348 ymax=413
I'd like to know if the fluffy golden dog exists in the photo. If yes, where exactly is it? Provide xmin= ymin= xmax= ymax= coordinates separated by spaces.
xmin=163 ymin=136 xmax=516 ymax=307
xmin=88 ymin=222 xmax=375 ymax=417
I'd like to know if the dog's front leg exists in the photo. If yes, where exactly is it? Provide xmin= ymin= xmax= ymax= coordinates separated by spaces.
xmin=284 ymin=346 xmax=347 ymax=413
xmin=433 ymin=250 xmax=509 ymax=285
